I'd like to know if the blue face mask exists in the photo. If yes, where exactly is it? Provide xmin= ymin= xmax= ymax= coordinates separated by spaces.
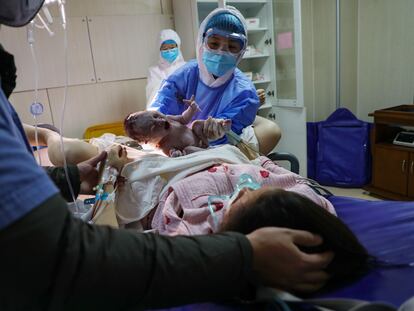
xmin=208 ymin=174 xmax=261 ymax=231
xmin=161 ymin=48 xmax=179 ymax=64
xmin=202 ymin=50 xmax=237 ymax=77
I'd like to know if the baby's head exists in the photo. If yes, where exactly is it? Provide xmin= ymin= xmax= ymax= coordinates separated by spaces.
xmin=220 ymin=187 xmax=371 ymax=288
xmin=124 ymin=110 xmax=171 ymax=145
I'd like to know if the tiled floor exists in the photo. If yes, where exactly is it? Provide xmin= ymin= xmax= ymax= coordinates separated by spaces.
xmin=324 ymin=186 xmax=382 ymax=201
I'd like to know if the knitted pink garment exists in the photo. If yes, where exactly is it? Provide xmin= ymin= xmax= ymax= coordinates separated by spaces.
xmin=151 ymin=156 xmax=335 ymax=235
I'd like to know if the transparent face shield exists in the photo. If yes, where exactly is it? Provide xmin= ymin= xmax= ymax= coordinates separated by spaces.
xmin=208 ymin=173 xmax=261 ymax=231
xmin=203 ymin=28 xmax=247 ymax=56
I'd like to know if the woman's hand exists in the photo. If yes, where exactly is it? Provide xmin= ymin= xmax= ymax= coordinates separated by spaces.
xmin=247 ymin=227 xmax=334 ymax=293
xmin=77 ymin=151 xmax=107 ymax=194
xmin=107 ymin=145 xmax=130 ymax=171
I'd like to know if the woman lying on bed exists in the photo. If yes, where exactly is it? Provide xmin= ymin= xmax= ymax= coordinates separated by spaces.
xmin=28 ymin=133 xmax=371 ymax=290
xmin=106 ymin=145 xmax=371 ymax=289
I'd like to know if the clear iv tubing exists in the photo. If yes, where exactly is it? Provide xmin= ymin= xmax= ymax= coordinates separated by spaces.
xmin=28 ymin=24 xmax=42 ymax=166
xmin=59 ymin=20 xmax=80 ymax=213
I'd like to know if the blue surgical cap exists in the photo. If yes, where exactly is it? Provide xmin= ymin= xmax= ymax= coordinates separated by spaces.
xmin=204 ymin=12 xmax=245 ymax=35
xmin=162 ymin=39 xmax=177 ymax=45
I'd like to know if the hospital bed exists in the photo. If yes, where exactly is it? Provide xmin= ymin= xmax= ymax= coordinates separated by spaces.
xmin=36 ymin=130 xmax=414 ymax=310
xmin=149 ymin=195 xmax=414 ymax=311
xmin=148 ymin=153 xmax=414 ymax=311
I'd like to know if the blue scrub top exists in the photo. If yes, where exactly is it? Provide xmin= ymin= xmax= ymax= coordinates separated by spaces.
xmin=0 ymin=86 xmax=58 ymax=230
xmin=150 ymin=60 xmax=259 ymax=145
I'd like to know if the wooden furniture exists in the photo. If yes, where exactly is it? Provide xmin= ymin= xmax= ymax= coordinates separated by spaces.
xmin=365 ymin=105 xmax=414 ymax=200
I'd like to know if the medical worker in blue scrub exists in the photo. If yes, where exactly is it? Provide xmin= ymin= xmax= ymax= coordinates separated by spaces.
xmin=0 ymin=1 xmax=333 ymax=309
xmin=146 ymin=29 xmax=186 ymax=107
xmin=150 ymin=7 xmax=274 ymax=151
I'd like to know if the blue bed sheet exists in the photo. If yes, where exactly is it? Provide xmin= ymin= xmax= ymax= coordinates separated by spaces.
xmin=318 ymin=196 xmax=414 ymax=307
xmin=153 ymin=196 xmax=414 ymax=310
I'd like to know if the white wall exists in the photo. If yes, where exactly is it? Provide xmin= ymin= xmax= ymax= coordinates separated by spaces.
xmin=302 ymin=0 xmax=414 ymax=123
xmin=301 ymin=0 xmax=336 ymax=121
xmin=301 ymin=0 xmax=358 ymax=122
xmin=357 ymin=0 xmax=414 ymax=122
xmin=1 ymin=0 xmax=174 ymax=138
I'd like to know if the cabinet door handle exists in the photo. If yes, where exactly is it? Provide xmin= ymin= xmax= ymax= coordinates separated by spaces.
xmin=402 ymin=160 xmax=407 ymax=173
xmin=410 ymin=161 xmax=414 ymax=175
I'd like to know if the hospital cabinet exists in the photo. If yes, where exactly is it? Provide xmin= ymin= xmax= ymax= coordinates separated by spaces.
xmin=365 ymin=105 xmax=414 ymax=200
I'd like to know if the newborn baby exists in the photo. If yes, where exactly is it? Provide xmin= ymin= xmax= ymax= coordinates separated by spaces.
xmin=124 ymin=99 xmax=231 ymax=157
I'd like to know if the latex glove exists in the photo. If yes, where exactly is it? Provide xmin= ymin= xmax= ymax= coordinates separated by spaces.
xmin=203 ymin=117 xmax=232 ymax=141
xmin=77 ymin=151 xmax=107 ymax=194
xmin=256 ymin=89 xmax=266 ymax=106
xmin=247 ymin=227 xmax=334 ymax=293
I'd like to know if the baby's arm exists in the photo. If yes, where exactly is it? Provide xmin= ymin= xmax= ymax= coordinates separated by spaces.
xmin=167 ymin=95 xmax=200 ymax=125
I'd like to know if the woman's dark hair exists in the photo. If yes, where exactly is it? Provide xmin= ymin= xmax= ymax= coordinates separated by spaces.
xmin=220 ymin=188 xmax=372 ymax=289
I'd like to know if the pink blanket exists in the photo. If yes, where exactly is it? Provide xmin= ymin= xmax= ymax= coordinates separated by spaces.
xmin=152 ymin=156 xmax=335 ymax=235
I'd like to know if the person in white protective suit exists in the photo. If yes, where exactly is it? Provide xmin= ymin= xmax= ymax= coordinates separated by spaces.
xmin=146 ymin=29 xmax=186 ymax=107
xmin=149 ymin=7 xmax=281 ymax=155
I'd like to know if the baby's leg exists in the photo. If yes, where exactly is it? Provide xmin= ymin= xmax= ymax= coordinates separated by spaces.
xmin=23 ymin=123 xmax=99 ymax=166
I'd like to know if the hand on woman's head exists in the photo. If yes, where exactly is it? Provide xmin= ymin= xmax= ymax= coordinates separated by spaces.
xmin=247 ymin=227 xmax=333 ymax=293
xmin=221 ymin=188 xmax=371 ymax=289
xmin=217 ymin=184 xmax=336 ymax=293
